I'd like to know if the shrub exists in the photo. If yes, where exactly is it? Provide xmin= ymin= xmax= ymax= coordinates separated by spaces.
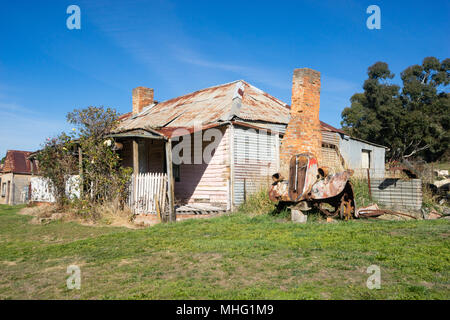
xmin=237 ymin=187 xmax=275 ymax=215
xmin=350 ymin=177 xmax=373 ymax=208
xmin=36 ymin=106 xmax=132 ymax=218
xmin=35 ymin=133 xmax=78 ymax=208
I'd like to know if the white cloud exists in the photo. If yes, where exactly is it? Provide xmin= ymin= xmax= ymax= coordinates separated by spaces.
xmin=0 ymin=102 xmax=37 ymax=114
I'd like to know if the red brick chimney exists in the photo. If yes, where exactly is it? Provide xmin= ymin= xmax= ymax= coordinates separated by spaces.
xmin=132 ymin=87 xmax=154 ymax=115
xmin=279 ymin=68 xmax=322 ymax=176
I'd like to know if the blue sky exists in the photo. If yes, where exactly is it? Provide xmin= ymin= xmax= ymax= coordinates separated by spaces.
xmin=0 ymin=0 xmax=448 ymax=157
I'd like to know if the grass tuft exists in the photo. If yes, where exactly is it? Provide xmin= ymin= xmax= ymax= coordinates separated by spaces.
xmin=237 ymin=187 xmax=276 ymax=216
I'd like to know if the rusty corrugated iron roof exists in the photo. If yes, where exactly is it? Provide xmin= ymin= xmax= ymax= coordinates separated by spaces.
xmin=320 ymin=121 xmax=346 ymax=135
xmin=116 ymin=80 xmax=290 ymax=134
xmin=115 ymin=80 xmax=353 ymax=139
xmin=1 ymin=150 xmax=37 ymax=174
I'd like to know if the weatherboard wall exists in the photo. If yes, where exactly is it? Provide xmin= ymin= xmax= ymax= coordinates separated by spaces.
xmin=173 ymin=126 xmax=230 ymax=209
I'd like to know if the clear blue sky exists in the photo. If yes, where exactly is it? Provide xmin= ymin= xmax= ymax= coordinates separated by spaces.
xmin=0 ymin=0 xmax=448 ymax=157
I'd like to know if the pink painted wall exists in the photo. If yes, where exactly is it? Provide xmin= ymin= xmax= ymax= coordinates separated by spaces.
xmin=174 ymin=126 xmax=230 ymax=209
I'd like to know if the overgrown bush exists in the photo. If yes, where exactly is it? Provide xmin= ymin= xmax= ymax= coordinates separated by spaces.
xmin=67 ymin=107 xmax=132 ymax=212
xmin=422 ymin=184 xmax=442 ymax=212
xmin=237 ymin=187 xmax=275 ymax=215
xmin=35 ymin=133 xmax=78 ymax=208
xmin=36 ymin=106 xmax=132 ymax=218
xmin=350 ymin=178 xmax=373 ymax=208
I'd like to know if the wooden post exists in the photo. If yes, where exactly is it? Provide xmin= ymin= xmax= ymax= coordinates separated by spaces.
xmin=229 ymin=124 xmax=235 ymax=210
xmin=165 ymin=139 xmax=176 ymax=222
xmin=367 ymin=168 xmax=372 ymax=201
xmin=244 ymin=178 xmax=247 ymax=202
xmin=132 ymin=139 xmax=139 ymax=213
xmin=132 ymin=139 xmax=139 ymax=175
xmin=78 ymin=147 xmax=83 ymax=197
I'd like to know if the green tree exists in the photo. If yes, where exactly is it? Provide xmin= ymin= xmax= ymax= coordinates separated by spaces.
xmin=341 ymin=57 xmax=449 ymax=161
xmin=37 ymin=106 xmax=132 ymax=214
xmin=67 ymin=107 xmax=132 ymax=212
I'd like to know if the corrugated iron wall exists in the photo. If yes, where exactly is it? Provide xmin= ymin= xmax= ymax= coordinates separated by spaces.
xmin=232 ymin=124 xmax=279 ymax=206
xmin=321 ymin=131 xmax=339 ymax=145
xmin=370 ymin=178 xmax=422 ymax=211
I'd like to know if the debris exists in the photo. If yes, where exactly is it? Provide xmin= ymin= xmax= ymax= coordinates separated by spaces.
xmin=441 ymin=206 xmax=450 ymax=216
xmin=357 ymin=204 xmax=418 ymax=220
xmin=356 ymin=204 xmax=380 ymax=217
xmin=388 ymin=166 xmax=418 ymax=178
xmin=326 ymin=217 xmax=337 ymax=223
xmin=427 ymin=211 xmax=442 ymax=220
xmin=434 ymin=169 xmax=449 ymax=178
xmin=434 ymin=179 xmax=450 ymax=189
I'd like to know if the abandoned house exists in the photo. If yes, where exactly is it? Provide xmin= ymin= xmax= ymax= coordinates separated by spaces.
xmin=112 ymin=68 xmax=386 ymax=213
xmin=0 ymin=150 xmax=38 ymax=205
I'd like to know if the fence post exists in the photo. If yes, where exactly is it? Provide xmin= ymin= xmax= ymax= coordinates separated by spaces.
xmin=244 ymin=178 xmax=247 ymax=202
xmin=367 ymin=168 xmax=372 ymax=202
xmin=78 ymin=147 xmax=83 ymax=197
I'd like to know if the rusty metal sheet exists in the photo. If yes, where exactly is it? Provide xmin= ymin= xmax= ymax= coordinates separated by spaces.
xmin=116 ymin=80 xmax=293 ymax=134
xmin=269 ymin=153 xmax=319 ymax=202
xmin=309 ymin=169 xmax=354 ymax=200
xmin=269 ymin=180 xmax=289 ymax=202
xmin=115 ymin=79 xmax=346 ymax=140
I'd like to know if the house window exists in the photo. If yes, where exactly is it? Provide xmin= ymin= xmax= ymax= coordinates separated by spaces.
xmin=1 ymin=182 xmax=6 ymax=197
xmin=361 ymin=149 xmax=371 ymax=169
xmin=173 ymin=164 xmax=180 ymax=182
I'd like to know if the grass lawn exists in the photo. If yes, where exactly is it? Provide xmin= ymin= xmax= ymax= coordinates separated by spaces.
xmin=0 ymin=204 xmax=449 ymax=299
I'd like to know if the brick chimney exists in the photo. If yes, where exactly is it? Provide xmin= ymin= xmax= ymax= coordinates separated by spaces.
xmin=279 ymin=68 xmax=322 ymax=177
xmin=132 ymin=87 xmax=154 ymax=115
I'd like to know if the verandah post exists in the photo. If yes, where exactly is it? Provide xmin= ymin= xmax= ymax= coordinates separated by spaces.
xmin=165 ymin=138 xmax=176 ymax=222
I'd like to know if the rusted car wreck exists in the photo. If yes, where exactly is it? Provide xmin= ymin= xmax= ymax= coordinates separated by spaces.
xmin=269 ymin=153 xmax=356 ymax=220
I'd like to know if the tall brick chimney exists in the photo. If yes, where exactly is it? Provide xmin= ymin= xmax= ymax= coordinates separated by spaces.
xmin=132 ymin=86 xmax=154 ymax=115
xmin=279 ymin=68 xmax=322 ymax=177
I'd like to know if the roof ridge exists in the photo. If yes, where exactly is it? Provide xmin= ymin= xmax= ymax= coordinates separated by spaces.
xmin=240 ymin=81 xmax=289 ymax=107
xmin=6 ymin=149 xmax=33 ymax=153
xmin=155 ymin=80 xmax=242 ymax=106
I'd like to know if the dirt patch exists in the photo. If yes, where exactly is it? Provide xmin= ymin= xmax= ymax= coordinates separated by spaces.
xmin=118 ymin=259 xmax=140 ymax=267
xmin=20 ymin=203 xmax=140 ymax=229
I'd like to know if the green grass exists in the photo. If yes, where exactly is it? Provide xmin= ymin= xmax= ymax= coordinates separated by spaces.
xmin=0 ymin=204 xmax=449 ymax=299
xmin=351 ymin=177 xmax=373 ymax=208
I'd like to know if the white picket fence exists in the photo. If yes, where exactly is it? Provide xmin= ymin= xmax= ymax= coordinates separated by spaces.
xmin=128 ymin=173 xmax=167 ymax=215
xmin=30 ymin=175 xmax=80 ymax=203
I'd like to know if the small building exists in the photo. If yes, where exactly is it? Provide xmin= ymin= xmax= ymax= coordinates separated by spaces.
xmin=0 ymin=150 xmax=38 ymax=205
xmin=320 ymin=122 xmax=387 ymax=178
xmin=113 ymin=68 xmax=386 ymax=213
